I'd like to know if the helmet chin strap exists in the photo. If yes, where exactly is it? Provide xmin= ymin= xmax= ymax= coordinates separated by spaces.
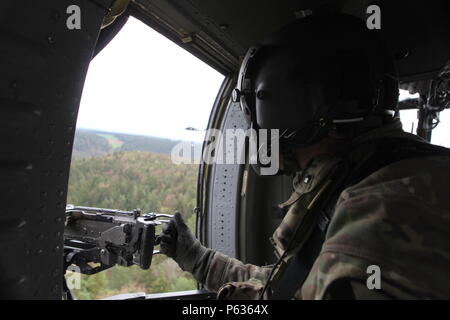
xmin=279 ymin=115 xmax=368 ymax=148
xmin=279 ymin=121 xmax=330 ymax=147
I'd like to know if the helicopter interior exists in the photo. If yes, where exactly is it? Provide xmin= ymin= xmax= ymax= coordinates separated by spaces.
xmin=0 ymin=0 xmax=449 ymax=299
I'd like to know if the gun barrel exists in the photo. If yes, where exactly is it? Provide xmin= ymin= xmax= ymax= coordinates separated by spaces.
xmin=66 ymin=204 xmax=138 ymax=216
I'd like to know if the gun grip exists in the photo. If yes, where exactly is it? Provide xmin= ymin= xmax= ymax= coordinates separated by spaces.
xmin=135 ymin=223 xmax=155 ymax=269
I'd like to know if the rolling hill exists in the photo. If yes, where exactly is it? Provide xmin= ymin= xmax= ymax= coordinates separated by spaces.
xmin=72 ymin=128 xmax=200 ymax=159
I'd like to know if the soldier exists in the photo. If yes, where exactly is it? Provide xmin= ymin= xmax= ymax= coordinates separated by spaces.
xmin=158 ymin=13 xmax=450 ymax=299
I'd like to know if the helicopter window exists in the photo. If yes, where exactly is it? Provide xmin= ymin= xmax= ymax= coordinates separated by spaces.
xmin=399 ymin=90 xmax=450 ymax=147
xmin=399 ymin=90 xmax=419 ymax=135
xmin=430 ymin=111 xmax=450 ymax=147
xmin=66 ymin=16 xmax=224 ymax=299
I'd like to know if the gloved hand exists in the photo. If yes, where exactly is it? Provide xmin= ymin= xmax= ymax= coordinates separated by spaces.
xmin=157 ymin=211 xmax=208 ymax=273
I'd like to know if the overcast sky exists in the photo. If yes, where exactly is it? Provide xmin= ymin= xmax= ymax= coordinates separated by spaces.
xmin=77 ymin=17 xmax=224 ymax=142
xmin=77 ymin=16 xmax=450 ymax=147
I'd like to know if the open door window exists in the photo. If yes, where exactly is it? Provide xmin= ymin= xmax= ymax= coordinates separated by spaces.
xmin=64 ymin=16 xmax=224 ymax=300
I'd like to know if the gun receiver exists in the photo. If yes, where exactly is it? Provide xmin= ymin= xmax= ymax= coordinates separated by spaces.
xmin=64 ymin=205 xmax=173 ymax=275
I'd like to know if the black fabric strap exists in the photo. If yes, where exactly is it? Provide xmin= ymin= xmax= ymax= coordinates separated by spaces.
xmin=271 ymin=225 xmax=325 ymax=300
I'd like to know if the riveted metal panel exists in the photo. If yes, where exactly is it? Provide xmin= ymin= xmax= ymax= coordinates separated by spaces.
xmin=206 ymin=102 xmax=249 ymax=258
xmin=0 ymin=0 xmax=108 ymax=299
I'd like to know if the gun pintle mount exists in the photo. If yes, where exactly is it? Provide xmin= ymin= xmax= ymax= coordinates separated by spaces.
xmin=64 ymin=205 xmax=173 ymax=275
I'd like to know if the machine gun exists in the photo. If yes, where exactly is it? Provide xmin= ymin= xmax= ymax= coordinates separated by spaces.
xmin=63 ymin=205 xmax=173 ymax=299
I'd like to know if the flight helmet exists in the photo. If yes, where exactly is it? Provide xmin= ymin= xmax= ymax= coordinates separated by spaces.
xmin=232 ymin=13 xmax=399 ymax=148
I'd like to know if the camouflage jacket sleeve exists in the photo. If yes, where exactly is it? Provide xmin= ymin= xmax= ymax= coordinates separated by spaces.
xmin=191 ymin=249 xmax=273 ymax=298
xmin=301 ymin=155 xmax=450 ymax=299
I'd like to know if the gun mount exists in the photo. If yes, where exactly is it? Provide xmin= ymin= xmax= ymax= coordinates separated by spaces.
xmin=63 ymin=205 xmax=172 ymax=299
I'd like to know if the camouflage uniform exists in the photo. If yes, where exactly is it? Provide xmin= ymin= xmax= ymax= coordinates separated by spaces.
xmin=191 ymin=119 xmax=450 ymax=299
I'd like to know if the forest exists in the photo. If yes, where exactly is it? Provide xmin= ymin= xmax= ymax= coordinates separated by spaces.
xmin=67 ymin=129 xmax=200 ymax=299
